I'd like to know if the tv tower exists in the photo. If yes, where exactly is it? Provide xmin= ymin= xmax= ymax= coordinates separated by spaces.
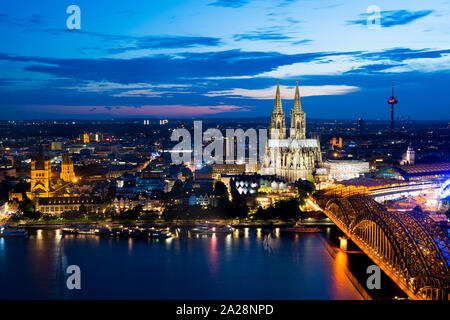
xmin=387 ymin=81 xmax=398 ymax=133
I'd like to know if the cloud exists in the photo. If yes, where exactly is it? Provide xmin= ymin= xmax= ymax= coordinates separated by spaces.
xmin=358 ymin=47 xmax=450 ymax=62
xmin=38 ymin=29 xmax=221 ymax=51
xmin=348 ymin=10 xmax=433 ymax=28
xmin=0 ymin=13 xmax=45 ymax=28
xmin=22 ymin=104 xmax=251 ymax=117
xmin=208 ymin=0 xmax=249 ymax=8
xmin=292 ymin=39 xmax=312 ymax=45
xmin=1 ymin=47 xmax=448 ymax=86
xmin=0 ymin=50 xmax=356 ymax=83
xmin=106 ymin=35 xmax=221 ymax=53
xmin=234 ymin=30 xmax=293 ymax=41
xmin=65 ymin=81 xmax=191 ymax=93
xmin=204 ymin=85 xmax=360 ymax=99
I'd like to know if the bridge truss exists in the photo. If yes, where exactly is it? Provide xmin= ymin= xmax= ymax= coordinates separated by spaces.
xmin=325 ymin=196 xmax=450 ymax=300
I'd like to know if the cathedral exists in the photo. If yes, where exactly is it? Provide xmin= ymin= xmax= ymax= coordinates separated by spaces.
xmin=27 ymin=145 xmax=77 ymax=200
xmin=28 ymin=145 xmax=52 ymax=199
xmin=262 ymin=81 xmax=322 ymax=182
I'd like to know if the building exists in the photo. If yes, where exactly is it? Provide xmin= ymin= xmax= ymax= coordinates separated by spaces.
xmin=37 ymin=196 xmax=104 ymax=215
xmin=211 ymin=164 xmax=246 ymax=179
xmin=83 ymin=131 xmax=90 ymax=144
xmin=28 ymin=145 xmax=52 ymax=199
xmin=51 ymin=141 xmax=62 ymax=151
xmin=400 ymin=146 xmax=415 ymax=165
xmin=231 ymin=174 xmax=289 ymax=195
xmin=114 ymin=196 xmax=163 ymax=213
xmin=330 ymin=137 xmax=343 ymax=149
xmin=27 ymin=146 xmax=79 ymax=200
xmin=322 ymin=160 xmax=370 ymax=181
xmin=60 ymin=152 xmax=77 ymax=182
xmin=262 ymin=81 xmax=322 ymax=182
xmin=393 ymin=162 xmax=450 ymax=181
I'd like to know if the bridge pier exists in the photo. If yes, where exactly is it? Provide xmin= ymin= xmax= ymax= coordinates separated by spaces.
xmin=339 ymin=236 xmax=348 ymax=251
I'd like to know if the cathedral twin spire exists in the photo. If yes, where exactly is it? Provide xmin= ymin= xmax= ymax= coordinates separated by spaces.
xmin=270 ymin=80 xmax=306 ymax=140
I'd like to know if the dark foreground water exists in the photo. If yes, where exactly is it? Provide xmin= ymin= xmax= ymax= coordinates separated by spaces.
xmin=0 ymin=228 xmax=367 ymax=300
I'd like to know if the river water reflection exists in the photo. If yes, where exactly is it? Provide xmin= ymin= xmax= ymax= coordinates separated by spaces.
xmin=0 ymin=228 xmax=363 ymax=300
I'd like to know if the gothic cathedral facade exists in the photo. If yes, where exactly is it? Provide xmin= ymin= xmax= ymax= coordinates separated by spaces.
xmin=262 ymin=81 xmax=322 ymax=182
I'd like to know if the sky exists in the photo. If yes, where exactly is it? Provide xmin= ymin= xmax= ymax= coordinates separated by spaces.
xmin=0 ymin=0 xmax=449 ymax=120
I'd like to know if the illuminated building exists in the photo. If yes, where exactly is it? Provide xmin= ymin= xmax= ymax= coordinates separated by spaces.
xmin=262 ymin=81 xmax=322 ymax=182
xmin=83 ymin=131 xmax=90 ymax=144
xmin=36 ymin=196 xmax=104 ymax=215
xmin=322 ymin=160 xmax=370 ymax=181
xmin=51 ymin=141 xmax=62 ymax=151
xmin=330 ymin=137 xmax=343 ymax=149
xmin=60 ymin=152 xmax=77 ymax=183
xmin=231 ymin=174 xmax=288 ymax=195
xmin=394 ymin=162 xmax=450 ymax=181
xmin=400 ymin=146 xmax=415 ymax=165
xmin=28 ymin=145 xmax=52 ymax=199
xmin=28 ymin=146 xmax=79 ymax=200
xmin=211 ymin=164 xmax=246 ymax=180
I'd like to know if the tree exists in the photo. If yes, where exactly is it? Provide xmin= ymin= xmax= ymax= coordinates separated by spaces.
xmin=295 ymin=179 xmax=316 ymax=206
xmin=181 ymin=166 xmax=193 ymax=180
xmin=275 ymin=198 xmax=301 ymax=221
xmin=18 ymin=198 xmax=40 ymax=219
xmin=170 ymin=180 xmax=184 ymax=198
xmin=119 ymin=204 xmax=142 ymax=220
xmin=78 ymin=204 xmax=88 ymax=217
xmin=214 ymin=181 xmax=229 ymax=198
xmin=62 ymin=210 xmax=82 ymax=220
xmin=104 ymin=185 xmax=116 ymax=204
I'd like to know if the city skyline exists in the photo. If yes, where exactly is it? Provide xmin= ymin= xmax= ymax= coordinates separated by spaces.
xmin=0 ymin=1 xmax=450 ymax=120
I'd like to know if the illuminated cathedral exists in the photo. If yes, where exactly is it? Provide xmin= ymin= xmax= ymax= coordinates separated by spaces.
xmin=27 ymin=146 xmax=77 ymax=200
xmin=262 ymin=81 xmax=322 ymax=182
xmin=28 ymin=145 xmax=53 ymax=199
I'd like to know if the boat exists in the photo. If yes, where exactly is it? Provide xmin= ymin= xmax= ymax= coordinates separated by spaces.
xmin=150 ymin=230 xmax=172 ymax=239
xmin=191 ymin=224 xmax=233 ymax=235
xmin=281 ymin=225 xmax=321 ymax=233
xmin=61 ymin=226 xmax=77 ymax=234
xmin=76 ymin=227 xmax=99 ymax=235
xmin=61 ymin=225 xmax=99 ymax=235
xmin=0 ymin=225 xmax=28 ymax=237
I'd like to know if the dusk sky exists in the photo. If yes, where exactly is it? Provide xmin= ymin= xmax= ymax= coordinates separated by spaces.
xmin=0 ymin=0 xmax=449 ymax=120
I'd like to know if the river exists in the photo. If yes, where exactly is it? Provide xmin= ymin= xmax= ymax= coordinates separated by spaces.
xmin=0 ymin=227 xmax=399 ymax=300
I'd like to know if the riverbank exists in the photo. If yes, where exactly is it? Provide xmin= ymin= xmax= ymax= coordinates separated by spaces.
xmin=6 ymin=218 xmax=333 ymax=229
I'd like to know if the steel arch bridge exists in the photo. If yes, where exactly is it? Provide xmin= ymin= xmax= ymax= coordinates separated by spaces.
xmin=324 ymin=196 xmax=450 ymax=300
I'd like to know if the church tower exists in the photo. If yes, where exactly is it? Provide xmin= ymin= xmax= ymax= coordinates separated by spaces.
xmin=30 ymin=145 xmax=52 ymax=198
xmin=60 ymin=152 xmax=76 ymax=182
xmin=269 ymin=80 xmax=286 ymax=139
xmin=290 ymin=80 xmax=306 ymax=139
xmin=83 ymin=131 xmax=90 ymax=144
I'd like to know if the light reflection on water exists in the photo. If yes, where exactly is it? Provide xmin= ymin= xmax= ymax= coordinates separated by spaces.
xmin=0 ymin=228 xmax=363 ymax=300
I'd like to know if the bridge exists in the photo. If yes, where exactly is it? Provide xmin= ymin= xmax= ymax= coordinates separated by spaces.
xmin=322 ymin=196 xmax=450 ymax=300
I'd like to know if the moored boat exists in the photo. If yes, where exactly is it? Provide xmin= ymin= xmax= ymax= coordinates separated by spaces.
xmin=191 ymin=224 xmax=233 ymax=234
xmin=0 ymin=225 xmax=28 ymax=237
